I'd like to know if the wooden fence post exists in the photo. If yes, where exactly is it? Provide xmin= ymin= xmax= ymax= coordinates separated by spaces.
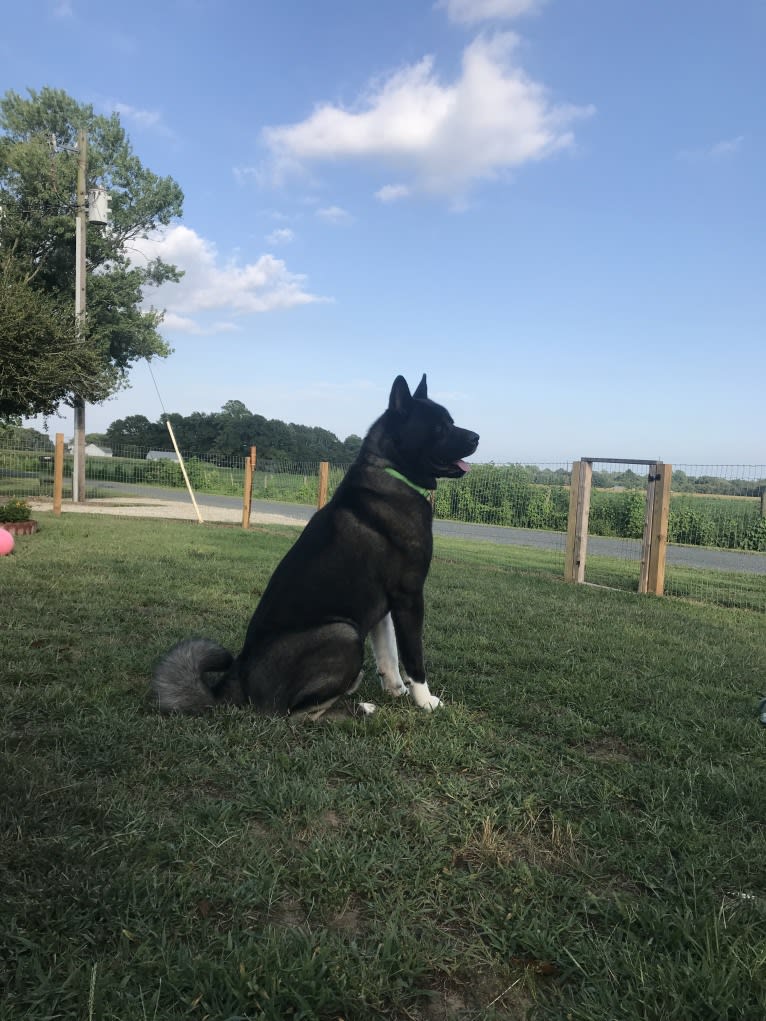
xmin=564 ymin=459 xmax=592 ymax=584
xmin=318 ymin=461 xmax=329 ymax=510
xmin=638 ymin=463 xmax=658 ymax=594
xmin=241 ymin=450 xmax=254 ymax=529
xmin=647 ymin=463 xmax=672 ymax=596
xmin=53 ymin=432 xmax=64 ymax=516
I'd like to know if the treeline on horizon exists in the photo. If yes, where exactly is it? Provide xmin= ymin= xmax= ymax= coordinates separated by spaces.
xmin=101 ymin=401 xmax=364 ymax=463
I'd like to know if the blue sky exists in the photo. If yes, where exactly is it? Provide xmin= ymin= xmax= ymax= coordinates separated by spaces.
xmin=6 ymin=0 xmax=765 ymax=464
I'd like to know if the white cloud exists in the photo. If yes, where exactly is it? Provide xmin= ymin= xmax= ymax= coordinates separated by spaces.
xmin=263 ymin=33 xmax=593 ymax=201
xmin=102 ymin=99 xmax=176 ymax=137
xmin=112 ymin=102 xmax=163 ymax=129
xmin=52 ymin=0 xmax=73 ymax=17
xmin=437 ymin=0 xmax=545 ymax=24
xmin=678 ymin=135 xmax=745 ymax=162
xmin=160 ymin=311 xmax=199 ymax=333
xmin=129 ymin=224 xmax=325 ymax=332
xmin=233 ymin=164 xmax=268 ymax=186
xmin=160 ymin=312 xmax=241 ymax=336
xmin=266 ymin=227 xmax=295 ymax=245
xmin=375 ymin=183 xmax=411 ymax=203
xmin=315 ymin=205 xmax=353 ymax=224
xmin=709 ymin=135 xmax=745 ymax=157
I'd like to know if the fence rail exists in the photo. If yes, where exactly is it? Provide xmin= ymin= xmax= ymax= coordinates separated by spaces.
xmin=2 ymin=437 xmax=764 ymax=611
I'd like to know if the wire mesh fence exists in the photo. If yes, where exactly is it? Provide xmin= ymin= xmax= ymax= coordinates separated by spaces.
xmin=431 ymin=462 xmax=571 ymax=582
xmin=254 ymin=460 xmax=350 ymax=505
xmin=0 ymin=440 xmax=350 ymax=505
xmin=669 ymin=465 xmax=766 ymax=551
xmin=1 ymin=435 xmax=764 ymax=611
xmin=0 ymin=438 xmax=57 ymax=501
xmin=664 ymin=465 xmax=766 ymax=612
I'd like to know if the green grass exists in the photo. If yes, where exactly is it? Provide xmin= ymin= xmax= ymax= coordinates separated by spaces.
xmin=2 ymin=514 xmax=765 ymax=1020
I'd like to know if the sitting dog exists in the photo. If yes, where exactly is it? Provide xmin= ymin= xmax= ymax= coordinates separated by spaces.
xmin=151 ymin=375 xmax=479 ymax=718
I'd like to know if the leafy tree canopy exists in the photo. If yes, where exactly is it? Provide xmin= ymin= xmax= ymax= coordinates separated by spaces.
xmin=0 ymin=268 xmax=113 ymax=417
xmin=105 ymin=402 xmax=364 ymax=463
xmin=0 ymin=423 xmax=54 ymax=450
xmin=0 ymin=87 xmax=184 ymax=419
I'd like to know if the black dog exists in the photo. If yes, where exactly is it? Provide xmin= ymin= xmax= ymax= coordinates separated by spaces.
xmin=151 ymin=375 xmax=479 ymax=718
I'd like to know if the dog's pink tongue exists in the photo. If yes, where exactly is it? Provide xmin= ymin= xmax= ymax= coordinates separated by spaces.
xmin=455 ymin=460 xmax=471 ymax=472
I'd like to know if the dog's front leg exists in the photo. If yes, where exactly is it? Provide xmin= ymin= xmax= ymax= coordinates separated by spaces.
xmin=391 ymin=597 xmax=443 ymax=712
xmin=370 ymin=614 xmax=409 ymax=697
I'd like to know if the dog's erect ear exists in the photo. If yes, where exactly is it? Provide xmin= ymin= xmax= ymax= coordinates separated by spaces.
xmin=412 ymin=374 xmax=428 ymax=400
xmin=388 ymin=375 xmax=412 ymax=416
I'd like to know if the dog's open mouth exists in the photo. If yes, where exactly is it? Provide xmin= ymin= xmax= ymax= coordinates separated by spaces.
xmin=434 ymin=458 xmax=473 ymax=478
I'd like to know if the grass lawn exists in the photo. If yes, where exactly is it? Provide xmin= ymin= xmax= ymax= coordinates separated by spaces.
xmin=1 ymin=513 xmax=765 ymax=1020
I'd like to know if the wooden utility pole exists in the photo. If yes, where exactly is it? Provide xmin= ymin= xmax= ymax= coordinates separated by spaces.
xmin=53 ymin=433 xmax=64 ymax=516
xmin=72 ymin=128 xmax=87 ymax=503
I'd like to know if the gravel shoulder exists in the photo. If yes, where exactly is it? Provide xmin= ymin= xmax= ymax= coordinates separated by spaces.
xmin=28 ymin=497 xmax=301 ymax=528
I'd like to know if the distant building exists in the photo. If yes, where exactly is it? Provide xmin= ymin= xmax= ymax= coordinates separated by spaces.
xmin=84 ymin=443 xmax=113 ymax=458
xmin=146 ymin=450 xmax=179 ymax=462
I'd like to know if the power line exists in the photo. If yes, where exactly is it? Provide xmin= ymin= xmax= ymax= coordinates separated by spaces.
xmin=147 ymin=361 xmax=169 ymax=417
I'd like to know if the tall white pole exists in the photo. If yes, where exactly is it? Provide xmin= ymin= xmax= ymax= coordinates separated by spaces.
xmin=72 ymin=129 xmax=87 ymax=503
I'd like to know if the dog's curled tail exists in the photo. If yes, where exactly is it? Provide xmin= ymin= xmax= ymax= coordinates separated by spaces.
xmin=151 ymin=638 xmax=236 ymax=714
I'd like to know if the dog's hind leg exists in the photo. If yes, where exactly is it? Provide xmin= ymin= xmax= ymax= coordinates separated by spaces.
xmin=348 ymin=670 xmax=378 ymax=715
xmin=370 ymin=614 xmax=409 ymax=697
xmin=285 ymin=623 xmax=371 ymax=718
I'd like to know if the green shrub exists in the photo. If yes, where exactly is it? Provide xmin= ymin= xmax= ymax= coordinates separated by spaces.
xmin=0 ymin=498 xmax=31 ymax=522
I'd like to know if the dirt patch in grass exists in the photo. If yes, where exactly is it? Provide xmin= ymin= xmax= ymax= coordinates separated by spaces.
xmin=268 ymin=896 xmax=309 ymax=931
xmin=327 ymin=896 xmax=365 ymax=935
xmin=579 ymin=736 xmax=642 ymax=763
xmin=422 ymin=972 xmax=534 ymax=1021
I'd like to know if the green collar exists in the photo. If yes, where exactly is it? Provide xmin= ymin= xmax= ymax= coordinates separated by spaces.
xmin=384 ymin=467 xmax=434 ymax=499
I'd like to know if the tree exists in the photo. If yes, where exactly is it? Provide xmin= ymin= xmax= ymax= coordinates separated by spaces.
xmin=105 ymin=414 xmax=165 ymax=455
xmin=100 ymin=403 xmax=364 ymax=462
xmin=0 ymin=267 xmax=112 ymax=417
xmin=0 ymin=87 xmax=184 ymax=420
xmin=343 ymin=434 xmax=363 ymax=458
xmin=170 ymin=411 xmax=221 ymax=453
xmin=0 ymin=423 xmax=54 ymax=450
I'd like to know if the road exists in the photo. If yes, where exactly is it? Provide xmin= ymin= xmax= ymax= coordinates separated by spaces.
xmin=95 ymin=481 xmax=766 ymax=576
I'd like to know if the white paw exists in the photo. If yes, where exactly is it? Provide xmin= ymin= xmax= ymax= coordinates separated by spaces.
xmin=357 ymin=701 xmax=377 ymax=716
xmin=409 ymin=681 xmax=443 ymax=712
xmin=422 ymin=694 xmax=443 ymax=712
